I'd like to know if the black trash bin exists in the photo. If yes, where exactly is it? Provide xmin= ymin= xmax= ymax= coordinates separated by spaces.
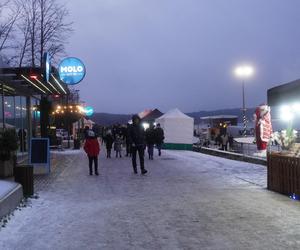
xmin=14 ymin=165 xmax=34 ymax=197
xmin=74 ymin=139 xmax=81 ymax=150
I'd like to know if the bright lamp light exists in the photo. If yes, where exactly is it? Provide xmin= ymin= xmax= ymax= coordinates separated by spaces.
xmin=234 ymin=65 xmax=254 ymax=78
xmin=292 ymin=103 xmax=300 ymax=113
xmin=142 ymin=123 xmax=150 ymax=130
xmin=280 ymin=105 xmax=294 ymax=122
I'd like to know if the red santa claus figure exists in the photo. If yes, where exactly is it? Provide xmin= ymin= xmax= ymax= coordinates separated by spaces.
xmin=254 ymin=104 xmax=273 ymax=156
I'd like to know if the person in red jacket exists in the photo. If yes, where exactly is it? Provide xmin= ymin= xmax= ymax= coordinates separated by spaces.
xmin=84 ymin=130 xmax=100 ymax=175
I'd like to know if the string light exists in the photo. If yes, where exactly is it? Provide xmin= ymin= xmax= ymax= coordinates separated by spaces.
xmin=52 ymin=104 xmax=85 ymax=115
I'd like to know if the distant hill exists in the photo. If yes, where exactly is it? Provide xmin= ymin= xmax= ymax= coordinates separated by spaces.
xmin=90 ymin=113 xmax=132 ymax=126
xmin=90 ymin=108 xmax=256 ymax=126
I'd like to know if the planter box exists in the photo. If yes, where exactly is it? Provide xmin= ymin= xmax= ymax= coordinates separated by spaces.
xmin=267 ymin=152 xmax=300 ymax=196
xmin=0 ymin=157 xmax=15 ymax=178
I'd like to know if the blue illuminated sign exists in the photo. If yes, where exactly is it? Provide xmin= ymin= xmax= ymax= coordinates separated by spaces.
xmin=43 ymin=52 xmax=50 ymax=82
xmin=85 ymin=106 xmax=94 ymax=117
xmin=58 ymin=57 xmax=86 ymax=85
xmin=35 ymin=111 xmax=40 ymax=118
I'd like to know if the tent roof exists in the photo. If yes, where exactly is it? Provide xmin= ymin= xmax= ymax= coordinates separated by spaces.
xmin=268 ymin=79 xmax=300 ymax=106
xmin=157 ymin=108 xmax=193 ymax=120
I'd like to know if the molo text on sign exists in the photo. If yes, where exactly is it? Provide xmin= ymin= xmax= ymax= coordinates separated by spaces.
xmin=60 ymin=66 xmax=84 ymax=73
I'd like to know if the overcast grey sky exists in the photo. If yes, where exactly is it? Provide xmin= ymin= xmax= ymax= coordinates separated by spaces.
xmin=62 ymin=0 xmax=300 ymax=114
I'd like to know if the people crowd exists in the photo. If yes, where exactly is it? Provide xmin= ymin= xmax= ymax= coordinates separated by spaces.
xmin=83 ymin=115 xmax=165 ymax=176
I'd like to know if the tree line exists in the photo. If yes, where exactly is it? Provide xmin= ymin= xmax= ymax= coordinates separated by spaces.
xmin=0 ymin=0 xmax=72 ymax=67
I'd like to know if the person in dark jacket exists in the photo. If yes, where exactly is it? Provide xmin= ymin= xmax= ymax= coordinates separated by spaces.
xmin=154 ymin=123 xmax=164 ymax=156
xmin=84 ymin=130 xmax=100 ymax=175
xmin=128 ymin=115 xmax=147 ymax=175
xmin=125 ymin=123 xmax=132 ymax=157
xmin=145 ymin=124 xmax=156 ymax=160
xmin=104 ymin=130 xmax=114 ymax=158
xmin=83 ymin=126 xmax=90 ymax=139
xmin=18 ymin=128 xmax=27 ymax=152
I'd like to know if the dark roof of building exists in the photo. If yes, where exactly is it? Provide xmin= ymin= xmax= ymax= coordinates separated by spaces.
xmin=141 ymin=108 xmax=163 ymax=122
xmin=268 ymin=79 xmax=300 ymax=106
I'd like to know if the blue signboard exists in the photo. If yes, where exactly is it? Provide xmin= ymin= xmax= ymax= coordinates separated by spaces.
xmin=34 ymin=110 xmax=40 ymax=118
xmin=85 ymin=106 xmax=94 ymax=116
xmin=58 ymin=57 xmax=86 ymax=85
xmin=30 ymin=138 xmax=50 ymax=174
xmin=43 ymin=52 xmax=50 ymax=82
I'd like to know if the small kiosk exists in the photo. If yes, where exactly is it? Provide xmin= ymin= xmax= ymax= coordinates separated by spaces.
xmin=267 ymin=79 xmax=300 ymax=198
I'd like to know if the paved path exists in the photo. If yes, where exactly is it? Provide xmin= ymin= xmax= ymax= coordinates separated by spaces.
xmin=1 ymin=149 xmax=300 ymax=250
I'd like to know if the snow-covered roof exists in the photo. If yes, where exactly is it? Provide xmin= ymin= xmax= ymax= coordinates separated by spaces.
xmin=234 ymin=137 xmax=255 ymax=144
xmin=200 ymin=115 xmax=238 ymax=120
xmin=0 ymin=180 xmax=19 ymax=198
xmin=157 ymin=108 xmax=193 ymax=120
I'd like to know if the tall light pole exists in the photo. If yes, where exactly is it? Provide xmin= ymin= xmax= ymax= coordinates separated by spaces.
xmin=234 ymin=65 xmax=254 ymax=136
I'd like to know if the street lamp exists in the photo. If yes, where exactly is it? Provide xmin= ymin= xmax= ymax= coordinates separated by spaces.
xmin=234 ymin=65 xmax=254 ymax=136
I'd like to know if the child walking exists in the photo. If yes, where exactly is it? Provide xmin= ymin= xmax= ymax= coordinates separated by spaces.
xmin=114 ymin=134 xmax=123 ymax=158
xmin=84 ymin=130 xmax=100 ymax=175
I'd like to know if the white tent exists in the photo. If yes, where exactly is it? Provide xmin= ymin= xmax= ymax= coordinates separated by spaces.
xmin=155 ymin=108 xmax=194 ymax=150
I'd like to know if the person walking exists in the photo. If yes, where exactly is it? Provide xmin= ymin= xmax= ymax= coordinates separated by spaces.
xmin=101 ymin=127 xmax=106 ymax=145
xmin=104 ymin=130 xmax=114 ymax=158
xmin=228 ymin=134 xmax=234 ymax=151
xmin=114 ymin=134 xmax=123 ymax=158
xmin=84 ymin=130 xmax=100 ymax=175
xmin=125 ymin=123 xmax=132 ymax=157
xmin=128 ymin=115 xmax=147 ymax=175
xmin=18 ymin=128 xmax=27 ymax=152
xmin=145 ymin=124 xmax=156 ymax=160
xmin=83 ymin=126 xmax=90 ymax=140
xmin=220 ymin=133 xmax=229 ymax=151
xmin=154 ymin=123 xmax=164 ymax=156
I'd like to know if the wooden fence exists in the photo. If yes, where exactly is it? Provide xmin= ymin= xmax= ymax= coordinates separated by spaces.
xmin=267 ymin=152 xmax=300 ymax=196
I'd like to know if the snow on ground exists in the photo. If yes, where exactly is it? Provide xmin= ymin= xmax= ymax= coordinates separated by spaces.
xmin=234 ymin=137 xmax=255 ymax=144
xmin=50 ymin=149 xmax=84 ymax=155
xmin=166 ymin=150 xmax=267 ymax=187
xmin=0 ymin=149 xmax=299 ymax=249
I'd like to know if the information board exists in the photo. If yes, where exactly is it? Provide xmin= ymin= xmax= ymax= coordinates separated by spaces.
xmin=30 ymin=138 xmax=50 ymax=173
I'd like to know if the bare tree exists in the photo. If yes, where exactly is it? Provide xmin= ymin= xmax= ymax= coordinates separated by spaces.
xmin=16 ymin=11 xmax=31 ymax=67
xmin=0 ymin=0 xmax=21 ymax=55
xmin=14 ymin=0 xmax=72 ymax=67
xmin=13 ymin=0 xmax=39 ymax=67
xmin=0 ymin=0 xmax=11 ymax=52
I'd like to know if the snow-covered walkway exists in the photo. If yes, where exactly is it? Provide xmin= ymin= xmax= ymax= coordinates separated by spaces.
xmin=0 ymin=149 xmax=300 ymax=250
